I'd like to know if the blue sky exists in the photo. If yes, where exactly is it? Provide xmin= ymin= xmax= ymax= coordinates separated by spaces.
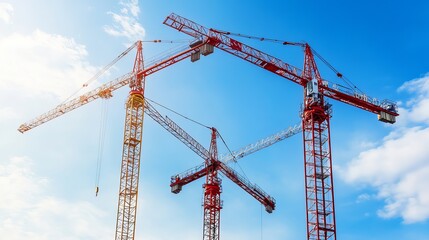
xmin=1 ymin=0 xmax=428 ymax=239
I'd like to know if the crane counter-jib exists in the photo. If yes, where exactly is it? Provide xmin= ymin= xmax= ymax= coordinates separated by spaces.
xmin=321 ymin=84 xmax=398 ymax=123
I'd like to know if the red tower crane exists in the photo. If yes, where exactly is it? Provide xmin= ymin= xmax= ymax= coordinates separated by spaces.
xmin=163 ymin=13 xmax=399 ymax=240
xmin=170 ymin=128 xmax=273 ymax=240
xmin=144 ymin=100 xmax=282 ymax=240
xmin=170 ymin=123 xmax=301 ymax=240
xmin=17 ymin=40 xmax=214 ymax=240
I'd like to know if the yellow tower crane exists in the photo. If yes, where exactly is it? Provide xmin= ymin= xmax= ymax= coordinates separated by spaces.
xmin=18 ymin=39 xmax=209 ymax=240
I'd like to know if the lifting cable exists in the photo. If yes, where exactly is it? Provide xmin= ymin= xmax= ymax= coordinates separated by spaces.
xmin=200 ymin=188 xmax=205 ymax=219
xmin=310 ymin=48 xmax=364 ymax=94
xmin=212 ymin=28 xmax=304 ymax=47
xmin=143 ymin=98 xmax=256 ymax=195
xmin=218 ymin=127 xmax=263 ymax=240
xmin=144 ymin=41 xmax=193 ymax=69
xmin=95 ymin=99 xmax=109 ymax=197
xmin=217 ymin=129 xmax=250 ymax=180
xmin=60 ymin=39 xmax=193 ymax=105
xmin=146 ymin=39 xmax=192 ymax=44
xmin=145 ymin=97 xmax=250 ymax=179
xmin=219 ymin=127 xmax=270 ymax=240
xmin=215 ymin=29 xmax=365 ymax=94
xmin=261 ymin=203 xmax=264 ymax=240
xmin=145 ymin=97 xmax=256 ymax=187
xmin=60 ymin=42 xmax=138 ymax=105
xmin=145 ymin=97 xmax=211 ymax=130
xmin=217 ymin=131 xmax=234 ymax=158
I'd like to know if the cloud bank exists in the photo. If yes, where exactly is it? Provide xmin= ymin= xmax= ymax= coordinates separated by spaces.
xmin=341 ymin=73 xmax=429 ymax=223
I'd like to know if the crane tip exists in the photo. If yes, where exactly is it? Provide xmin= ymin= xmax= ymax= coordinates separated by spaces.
xmin=17 ymin=125 xmax=27 ymax=133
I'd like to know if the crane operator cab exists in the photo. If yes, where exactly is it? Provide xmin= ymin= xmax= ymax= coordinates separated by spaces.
xmin=306 ymin=78 xmax=320 ymax=105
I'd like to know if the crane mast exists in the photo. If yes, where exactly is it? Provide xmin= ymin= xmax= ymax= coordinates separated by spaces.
xmin=204 ymin=128 xmax=221 ymax=240
xmin=115 ymin=41 xmax=145 ymax=240
xmin=162 ymin=13 xmax=399 ymax=240
xmin=302 ymin=44 xmax=336 ymax=239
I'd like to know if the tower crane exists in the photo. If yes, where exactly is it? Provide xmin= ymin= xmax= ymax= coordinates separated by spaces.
xmin=163 ymin=13 xmax=399 ymax=240
xmin=170 ymin=123 xmax=301 ymax=240
xmin=18 ymin=39 xmax=215 ymax=240
xmin=145 ymin=98 xmax=277 ymax=240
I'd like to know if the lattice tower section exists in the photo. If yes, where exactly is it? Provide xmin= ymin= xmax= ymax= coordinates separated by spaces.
xmin=302 ymin=104 xmax=336 ymax=240
xmin=203 ymin=129 xmax=222 ymax=240
xmin=115 ymin=93 xmax=145 ymax=240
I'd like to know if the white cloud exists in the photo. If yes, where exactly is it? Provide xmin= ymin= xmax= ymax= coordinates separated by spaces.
xmin=377 ymin=166 xmax=429 ymax=223
xmin=343 ymin=127 xmax=429 ymax=185
xmin=0 ymin=29 xmax=97 ymax=99
xmin=104 ymin=0 xmax=145 ymax=42
xmin=356 ymin=193 xmax=371 ymax=203
xmin=0 ymin=2 xmax=13 ymax=24
xmin=121 ymin=0 xmax=140 ymax=17
xmin=398 ymin=73 xmax=429 ymax=125
xmin=340 ymin=73 xmax=429 ymax=223
xmin=0 ymin=157 xmax=111 ymax=240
